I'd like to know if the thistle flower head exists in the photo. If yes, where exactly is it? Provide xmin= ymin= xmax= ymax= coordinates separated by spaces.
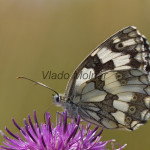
xmin=0 ymin=111 xmax=127 ymax=150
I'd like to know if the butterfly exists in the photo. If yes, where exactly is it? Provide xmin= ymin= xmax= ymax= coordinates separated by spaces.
xmin=19 ymin=26 xmax=150 ymax=131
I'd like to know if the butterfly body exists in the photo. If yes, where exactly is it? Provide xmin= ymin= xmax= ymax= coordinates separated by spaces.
xmin=53 ymin=26 xmax=150 ymax=130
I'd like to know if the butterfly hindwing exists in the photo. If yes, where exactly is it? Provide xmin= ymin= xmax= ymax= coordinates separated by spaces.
xmin=65 ymin=26 xmax=150 ymax=99
xmin=75 ymin=70 xmax=150 ymax=130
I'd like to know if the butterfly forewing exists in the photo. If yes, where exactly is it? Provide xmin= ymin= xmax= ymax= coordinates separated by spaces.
xmin=63 ymin=26 xmax=150 ymax=130
xmin=65 ymin=26 xmax=150 ymax=99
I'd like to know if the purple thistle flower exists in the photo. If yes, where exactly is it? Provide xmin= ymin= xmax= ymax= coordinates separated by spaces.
xmin=0 ymin=111 xmax=127 ymax=150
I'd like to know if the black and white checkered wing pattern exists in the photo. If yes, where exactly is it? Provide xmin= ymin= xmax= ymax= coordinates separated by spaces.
xmin=63 ymin=26 xmax=150 ymax=130
xmin=65 ymin=26 xmax=150 ymax=98
xmin=75 ymin=70 xmax=150 ymax=130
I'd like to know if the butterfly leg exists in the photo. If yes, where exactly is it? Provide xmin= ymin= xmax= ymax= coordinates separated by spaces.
xmin=78 ymin=125 xmax=85 ymax=149
xmin=56 ymin=111 xmax=64 ymax=126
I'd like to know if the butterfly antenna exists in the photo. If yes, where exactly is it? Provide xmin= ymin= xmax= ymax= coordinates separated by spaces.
xmin=17 ymin=76 xmax=59 ymax=96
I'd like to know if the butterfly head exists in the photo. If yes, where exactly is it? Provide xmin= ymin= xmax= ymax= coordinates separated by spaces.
xmin=52 ymin=94 xmax=65 ymax=107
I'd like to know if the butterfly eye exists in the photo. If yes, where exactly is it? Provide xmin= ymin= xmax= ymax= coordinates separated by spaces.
xmin=56 ymin=96 xmax=60 ymax=102
xmin=115 ymin=42 xmax=124 ymax=50
xmin=53 ymin=95 xmax=62 ymax=107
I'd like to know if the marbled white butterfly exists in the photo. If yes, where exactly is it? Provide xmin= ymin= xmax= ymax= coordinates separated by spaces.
xmin=20 ymin=26 xmax=150 ymax=131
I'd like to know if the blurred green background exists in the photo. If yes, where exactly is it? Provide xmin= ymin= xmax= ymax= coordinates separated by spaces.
xmin=0 ymin=0 xmax=150 ymax=149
